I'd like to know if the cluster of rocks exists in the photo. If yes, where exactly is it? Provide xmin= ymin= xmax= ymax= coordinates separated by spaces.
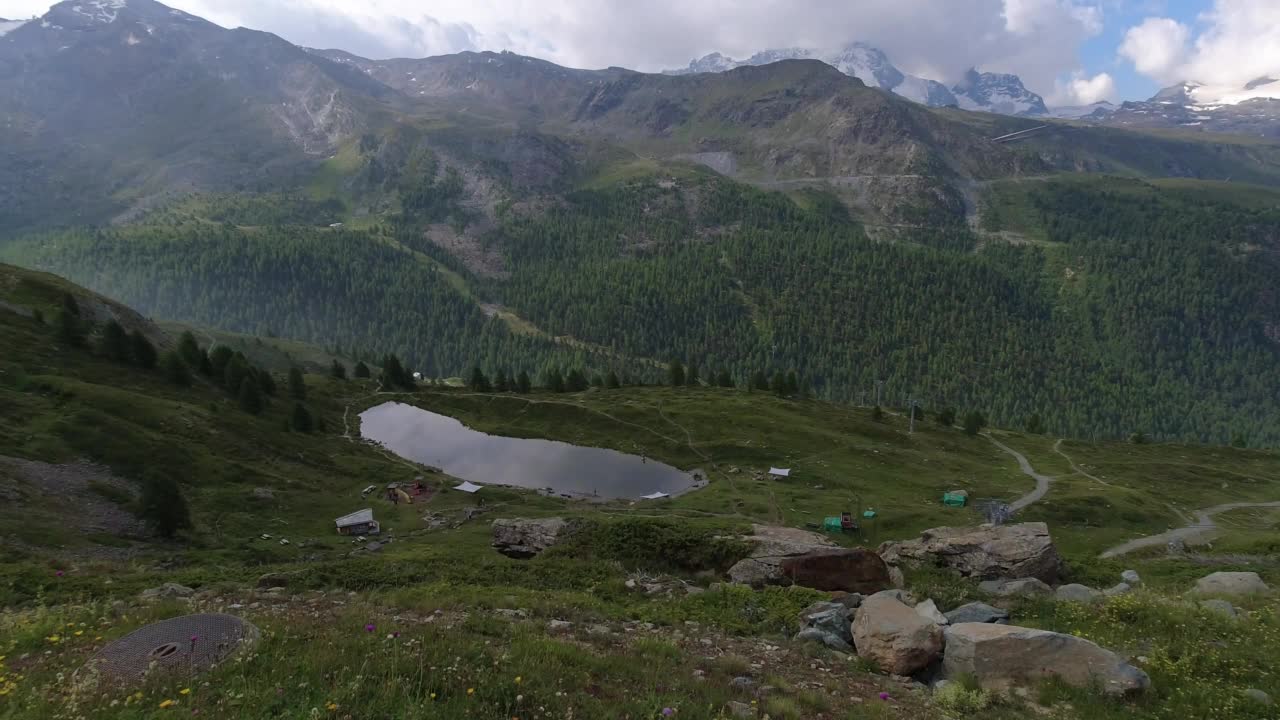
xmin=491 ymin=517 xmax=580 ymax=558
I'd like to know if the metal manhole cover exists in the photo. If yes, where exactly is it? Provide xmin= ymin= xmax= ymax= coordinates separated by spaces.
xmin=79 ymin=613 xmax=259 ymax=685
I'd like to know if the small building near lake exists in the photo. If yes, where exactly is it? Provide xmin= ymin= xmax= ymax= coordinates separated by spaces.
xmin=335 ymin=508 xmax=380 ymax=536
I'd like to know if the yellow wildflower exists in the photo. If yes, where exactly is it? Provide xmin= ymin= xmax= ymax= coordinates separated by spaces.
xmin=179 ymin=688 xmax=191 ymax=696
xmin=515 ymin=676 xmax=522 ymax=684
xmin=326 ymin=702 xmax=339 ymax=711
xmin=159 ymin=699 xmax=176 ymax=709
xmin=74 ymin=631 xmax=83 ymax=637
xmin=467 ymin=688 xmax=475 ymax=696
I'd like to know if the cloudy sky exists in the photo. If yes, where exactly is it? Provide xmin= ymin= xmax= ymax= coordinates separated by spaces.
xmin=2 ymin=0 xmax=1277 ymax=106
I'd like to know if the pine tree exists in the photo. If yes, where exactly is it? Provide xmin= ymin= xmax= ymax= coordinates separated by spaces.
xmin=258 ymin=369 xmax=277 ymax=396
xmin=178 ymin=331 xmax=202 ymax=367
xmin=129 ymin=331 xmax=157 ymax=369
xmin=99 ymin=319 xmax=132 ymax=363
xmin=139 ymin=473 xmax=192 ymax=538
xmin=606 ymin=371 xmax=621 ymax=389
xmin=495 ymin=369 xmax=510 ymax=392
xmin=381 ymin=355 xmax=412 ymax=390
xmin=1026 ymin=414 xmax=1046 ymax=434
xmin=785 ymin=371 xmax=799 ymax=395
xmin=198 ymin=349 xmax=214 ymax=377
xmin=209 ymin=346 xmax=234 ymax=381
xmin=545 ymin=368 xmax=566 ymax=393
xmin=566 ymin=368 xmax=589 ymax=392
xmin=751 ymin=371 xmax=770 ymax=391
xmin=469 ymin=367 xmax=492 ymax=392
xmin=771 ymin=371 xmax=788 ymax=396
xmin=716 ymin=370 xmax=734 ymax=388
xmin=55 ymin=309 xmax=83 ymax=347
xmin=936 ymin=407 xmax=957 ymax=427
xmin=330 ymin=360 xmax=347 ymax=380
xmin=290 ymin=403 xmax=314 ymax=433
xmin=289 ymin=367 xmax=307 ymax=399
xmin=516 ymin=370 xmax=532 ymax=394
xmin=238 ymin=377 xmax=264 ymax=415
xmin=872 ymin=405 xmax=885 ymax=422
xmin=1231 ymin=432 xmax=1247 ymax=449
xmin=686 ymin=364 xmax=700 ymax=387
xmin=668 ymin=361 xmax=685 ymax=387
xmin=1129 ymin=431 xmax=1147 ymax=445
xmin=963 ymin=411 xmax=987 ymax=436
xmin=161 ymin=351 xmax=192 ymax=387
xmin=224 ymin=356 xmax=250 ymax=396
xmin=354 ymin=361 xmax=371 ymax=379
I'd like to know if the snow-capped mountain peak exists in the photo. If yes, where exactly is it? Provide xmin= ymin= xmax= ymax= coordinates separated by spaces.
xmin=951 ymin=68 xmax=1047 ymax=116
xmin=0 ymin=18 xmax=29 ymax=37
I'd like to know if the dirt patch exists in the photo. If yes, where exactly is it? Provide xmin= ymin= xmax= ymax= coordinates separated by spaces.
xmin=0 ymin=455 xmax=145 ymax=538
xmin=424 ymin=224 xmax=509 ymax=279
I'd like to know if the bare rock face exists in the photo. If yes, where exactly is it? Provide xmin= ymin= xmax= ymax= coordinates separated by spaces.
xmin=943 ymin=623 xmax=1150 ymax=696
xmin=851 ymin=594 xmax=944 ymax=675
xmin=978 ymin=578 xmax=1053 ymax=598
xmin=491 ymin=518 xmax=578 ymax=558
xmin=879 ymin=522 xmax=1061 ymax=583
xmin=727 ymin=524 xmax=835 ymax=586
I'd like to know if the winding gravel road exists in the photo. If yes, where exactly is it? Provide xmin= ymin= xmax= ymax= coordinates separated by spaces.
xmin=1099 ymin=500 xmax=1280 ymax=558
xmin=986 ymin=437 xmax=1054 ymax=513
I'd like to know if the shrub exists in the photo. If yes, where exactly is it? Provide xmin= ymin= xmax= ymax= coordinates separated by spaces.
xmin=138 ymin=473 xmax=192 ymax=538
xmin=934 ymin=681 xmax=994 ymax=715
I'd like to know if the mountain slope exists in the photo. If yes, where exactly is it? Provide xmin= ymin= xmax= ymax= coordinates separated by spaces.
xmin=0 ymin=0 xmax=400 ymax=233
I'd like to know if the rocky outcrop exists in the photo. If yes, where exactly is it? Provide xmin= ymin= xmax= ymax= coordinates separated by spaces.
xmin=1193 ymin=571 xmax=1270 ymax=597
xmin=728 ymin=525 xmax=890 ymax=592
xmin=978 ymin=577 xmax=1053 ymax=598
xmin=778 ymin=548 xmax=891 ymax=593
xmin=943 ymin=602 xmax=1009 ymax=625
xmin=879 ymin=523 xmax=1061 ymax=583
xmin=943 ymin=623 xmax=1150 ymax=695
xmin=140 ymin=583 xmax=194 ymax=599
xmin=914 ymin=599 xmax=948 ymax=625
xmin=1055 ymin=583 xmax=1102 ymax=603
xmin=1199 ymin=599 xmax=1240 ymax=618
xmin=491 ymin=518 xmax=578 ymax=558
xmin=851 ymin=594 xmax=944 ymax=675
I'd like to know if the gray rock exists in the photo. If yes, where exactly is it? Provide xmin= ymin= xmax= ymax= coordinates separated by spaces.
xmin=727 ymin=700 xmax=755 ymax=718
xmin=1243 ymin=689 xmax=1272 ymax=706
xmin=547 ymin=619 xmax=574 ymax=633
xmin=798 ymin=601 xmax=854 ymax=646
xmin=879 ymin=522 xmax=1061 ymax=583
xmin=729 ymin=676 xmax=755 ymax=691
xmin=1199 ymin=599 xmax=1240 ymax=618
xmin=944 ymin=602 xmax=1009 ymax=625
xmin=492 ymin=518 xmax=579 ymax=558
xmin=979 ymin=577 xmax=1053 ymax=597
xmin=914 ymin=599 xmax=948 ymax=625
xmin=1193 ymin=571 xmax=1270 ymax=597
xmin=1120 ymin=570 xmax=1142 ymax=586
xmin=364 ymin=541 xmax=383 ymax=552
xmin=832 ymin=593 xmax=865 ymax=609
xmin=586 ymin=624 xmax=612 ymax=636
xmin=726 ymin=525 xmax=890 ymax=592
xmin=870 ymin=589 xmax=915 ymax=606
xmin=795 ymin=626 xmax=853 ymax=653
xmin=943 ymin=623 xmax=1150 ymax=695
xmin=888 ymin=565 xmax=906 ymax=589
xmin=1103 ymin=583 xmax=1132 ymax=597
xmin=851 ymin=594 xmax=944 ymax=675
xmin=140 ymin=583 xmax=194 ymax=599
xmin=1055 ymin=583 xmax=1103 ymax=603
xmin=251 ymin=487 xmax=275 ymax=500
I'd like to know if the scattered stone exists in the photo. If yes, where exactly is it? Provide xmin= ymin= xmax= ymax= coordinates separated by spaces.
xmin=796 ymin=627 xmax=853 ymax=653
xmin=798 ymin=601 xmax=855 ymax=646
xmin=140 ymin=583 xmax=194 ymax=599
xmin=1243 ymin=689 xmax=1272 ymax=706
xmin=869 ymin=589 xmax=915 ymax=606
xmin=979 ymin=578 xmax=1053 ymax=598
xmin=943 ymin=623 xmax=1150 ymax=696
xmin=586 ymin=624 xmax=612 ymax=636
xmin=1198 ymin=599 xmax=1240 ymax=618
xmin=914 ymin=599 xmax=948 ymax=625
xmin=492 ymin=518 xmax=579 ymax=558
xmin=547 ymin=620 xmax=573 ymax=633
xmin=1055 ymin=584 xmax=1103 ymax=603
xmin=1120 ymin=570 xmax=1142 ymax=586
xmin=944 ymin=602 xmax=1010 ymax=625
xmin=727 ymin=700 xmax=754 ymax=718
xmin=1103 ymin=583 xmax=1132 ymax=597
xmin=831 ymin=592 xmax=865 ymax=609
xmin=730 ymin=676 xmax=755 ymax=691
xmin=888 ymin=566 xmax=906 ymax=589
xmin=1193 ymin=571 xmax=1270 ymax=597
xmin=250 ymin=487 xmax=274 ymax=501
xmin=879 ymin=522 xmax=1061 ymax=583
xmin=851 ymin=594 xmax=944 ymax=675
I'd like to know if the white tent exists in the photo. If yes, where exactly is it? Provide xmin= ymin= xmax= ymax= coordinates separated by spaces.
xmin=454 ymin=481 xmax=484 ymax=493
xmin=640 ymin=491 xmax=670 ymax=500
xmin=768 ymin=467 xmax=791 ymax=477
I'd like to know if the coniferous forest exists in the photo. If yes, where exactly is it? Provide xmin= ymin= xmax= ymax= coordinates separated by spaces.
xmin=4 ymin=173 xmax=1279 ymax=446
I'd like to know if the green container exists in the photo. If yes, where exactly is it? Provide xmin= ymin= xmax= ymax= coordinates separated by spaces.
xmin=822 ymin=517 xmax=844 ymax=532
xmin=862 ymin=510 xmax=877 ymax=519
xmin=942 ymin=492 xmax=967 ymax=508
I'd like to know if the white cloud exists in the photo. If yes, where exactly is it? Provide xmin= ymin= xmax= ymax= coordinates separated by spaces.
xmin=1049 ymin=70 xmax=1116 ymax=105
xmin=1118 ymin=17 xmax=1189 ymax=83
xmin=2 ymin=0 xmax=1108 ymax=100
xmin=1119 ymin=1 xmax=1280 ymax=100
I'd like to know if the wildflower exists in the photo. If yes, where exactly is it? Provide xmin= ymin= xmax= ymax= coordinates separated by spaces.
xmin=159 ymin=699 xmax=177 ymax=709
xmin=662 ymin=709 xmax=675 ymax=717
xmin=74 ymin=631 xmax=83 ymax=637
xmin=55 ymin=570 xmax=64 ymax=577
xmin=878 ymin=692 xmax=890 ymax=701
xmin=430 ymin=693 xmax=437 ymax=700
xmin=326 ymin=702 xmax=338 ymax=711
xmin=190 ymin=635 xmax=199 ymax=643
xmin=180 ymin=688 xmax=191 ymax=696
xmin=47 ymin=635 xmax=60 ymax=643
xmin=364 ymin=624 xmax=376 ymax=633
xmin=391 ymin=631 xmax=400 ymax=639
xmin=515 ymin=676 xmax=522 ymax=684
xmin=467 ymin=688 xmax=475 ymax=696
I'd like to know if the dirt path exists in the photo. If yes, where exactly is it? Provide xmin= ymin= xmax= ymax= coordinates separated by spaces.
xmin=1052 ymin=438 xmax=1115 ymax=486
xmin=1099 ymin=500 xmax=1280 ymax=558
xmin=985 ymin=436 xmax=1054 ymax=513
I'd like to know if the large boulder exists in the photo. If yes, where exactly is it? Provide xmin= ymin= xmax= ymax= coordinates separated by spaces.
xmin=1193 ymin=572 xmax=1270 ymax=597
xmin=778 ymin=548 xmax=891 ymax=593
xmin=851 ymin=594 xmax=944 ymax=675
xmin=491 ymin=518 xmax=578 ymax=558
xmin=797 ymin=601 xmax=855 ymax=651
xmin=728 ymin=525 xmax=890 ymax=593
xmin=944 ymin=602 xmax=1009 ymax=625
xmin=978 ymin=577 xmax=1053 ymax=598
xmin=943 ymin=623 xmax=1150 ymax=695
xmin=1055 ymin=584 xmax=1103 ymax=603
xmin=879 ymin=523 xmax=1061 ymax=583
